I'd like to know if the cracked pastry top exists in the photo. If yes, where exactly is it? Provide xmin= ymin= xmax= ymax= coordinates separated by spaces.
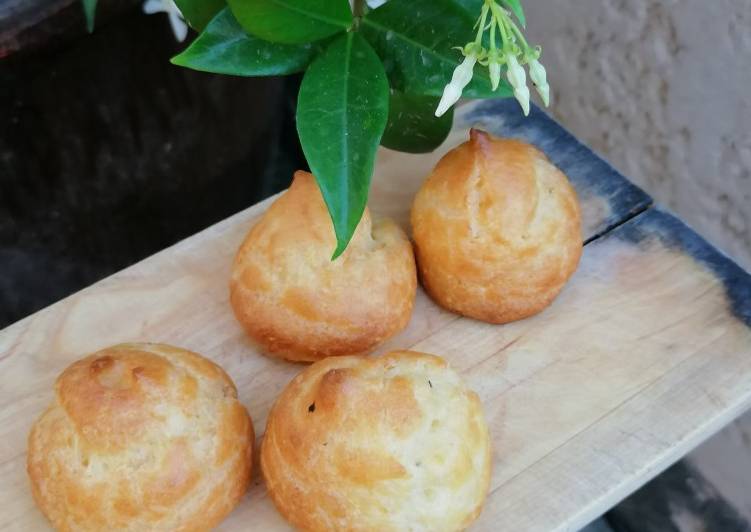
xmin=411 ymin=129 xmax=582 ymax=324
xmin=261 ymin=350 xmax=491 ymax=531
xmin=26 ymin=343 xmax=253 ymax=531
xmin=230 ymin=170 xmax=417 ymax=362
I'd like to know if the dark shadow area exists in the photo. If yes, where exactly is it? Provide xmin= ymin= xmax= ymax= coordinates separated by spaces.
xmin=606 ymin=460 xmax=751 ymax=532
xmin=0 ymin=6 xmax=305 ymax=327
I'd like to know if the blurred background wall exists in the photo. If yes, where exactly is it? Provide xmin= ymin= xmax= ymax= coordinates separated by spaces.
xmin=524 ymin=0 xmax=751 ymax=271
xmin=522 ymin=0 xmax=751 ymax=525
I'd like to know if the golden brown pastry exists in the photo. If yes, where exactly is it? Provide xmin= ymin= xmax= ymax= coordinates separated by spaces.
xmin=27 ymin=343 xmax=253 ymax=531
xmin=411 ymin=129 xmax=582 ymax=324
xmin=261 ymin=350 xmax=491 ymax=532
xmin=230 ymin=170 xmax=417 ymax=362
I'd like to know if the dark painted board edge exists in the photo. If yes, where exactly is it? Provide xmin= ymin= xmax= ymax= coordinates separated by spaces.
xmin=459 ymin=100 xmax=654 ymax=240
xmin=601 ymin=206 xmax=751 ymax=328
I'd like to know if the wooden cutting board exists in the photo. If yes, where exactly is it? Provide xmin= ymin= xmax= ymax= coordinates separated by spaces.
xmin=1 ymin=100 xmax=750 ymax=532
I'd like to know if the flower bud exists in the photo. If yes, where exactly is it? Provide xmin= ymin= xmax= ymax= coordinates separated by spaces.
xmin=529 ymin=58 xmax=550 ymax=106
xmin=435 ymin=55 xmax=477 ymax=117
xmin=505 ymin=54 xmax=526 ymax=91
xmin=505 ymin=54 xmax=529 ymax=115
xmin=514 ymin=84 xmax=530 ymax=116
xmin=489 ymin=61 xmax=501 ymax=91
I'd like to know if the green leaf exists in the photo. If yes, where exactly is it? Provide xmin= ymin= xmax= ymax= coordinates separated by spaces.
xmin=450 ymin=0 xmax=482 ymax=15
xmin=174 ymin=0 xmax=225 ymax=31
xmin=452 ymin=0 xmax=526 ymax=28
xmin=170 ymin=8 xmax=318 ymax=76
xmin=297 ymin=32 xmax=389 ymax=259
xmin=381 ymin=92 xmax=453 ymax=153
xmin=227 ymin=0 xmax=352 ymax=44
xmin=82 ymin=0 xmax=96 ymax=32
xmin=361 ymin=0 xmax=512 ymax=98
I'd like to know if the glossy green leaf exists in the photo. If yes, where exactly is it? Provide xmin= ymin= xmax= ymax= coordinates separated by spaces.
xmin=297 ymin=33 xmax=389 ymax=259
xmin=173 ymin=0 xmax=225 ymax=31
xmin=381 ymin=92 xmax=453 ymax=153
xmin=361 ymin=0 xmax=512 ymax=98
xmin=170 ymin=8 xmax=317 ymax=76
xmin=451 ymin=0 xmax=482 ymax=15
xmin=82 ymin=0 xmax=96 ymax=32
xmin=227 ymin=0 xmax=352 ymax=44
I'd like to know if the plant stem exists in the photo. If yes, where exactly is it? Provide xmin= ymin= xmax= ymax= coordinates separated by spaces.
xmin=489 ymin=8 xmax=497 ymax=52
xmin=353 ymin=0 xmax=365 ymax=18
xmin=493 ymin=5 xmax=511 ymax=51
xmin=507 ymin=18 xmax=530 ymax=50
xmin=474 ymin=3 xmax=489 ymax=45
xmin=492 ymin=4 xmax=510 ymax=51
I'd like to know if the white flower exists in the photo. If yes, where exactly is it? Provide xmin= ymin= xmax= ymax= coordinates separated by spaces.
xmin=435 ymin=54 xmax=477 ymax=117
xmin=489 ymin=61 xmax=501 ymax=91
xmin=506 ymin=54 xmax=530 ymax=116
xmin=143 ymin=0 xmax=188 ymax=42
xmin=529 ymin=58 xmax=550 ymax=107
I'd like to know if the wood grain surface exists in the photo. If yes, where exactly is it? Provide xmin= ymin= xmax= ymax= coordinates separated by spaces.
xmin=1 ymin=101 xmax=749 ymax=532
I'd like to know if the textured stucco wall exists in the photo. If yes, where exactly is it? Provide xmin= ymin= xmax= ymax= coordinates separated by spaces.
xmin=520 ymin=1 xmax=751 ymax=519
xmin=523 ymin=0 xmax=751 ymax=270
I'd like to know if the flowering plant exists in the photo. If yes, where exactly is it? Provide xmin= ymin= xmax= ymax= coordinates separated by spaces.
xmin=84 ymin=0 xmax=548 ymax=257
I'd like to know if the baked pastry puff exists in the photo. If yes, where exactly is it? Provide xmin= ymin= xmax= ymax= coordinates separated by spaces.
xmin=27 ymin=343 xmax=253 ymax=531
xmin=230 ymin=171 xmax=417 ymax=362
xmin=261 ymin=350 xmax=491 ymax=531
xmin=411 ymin=129 xmax=582 ymax=324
